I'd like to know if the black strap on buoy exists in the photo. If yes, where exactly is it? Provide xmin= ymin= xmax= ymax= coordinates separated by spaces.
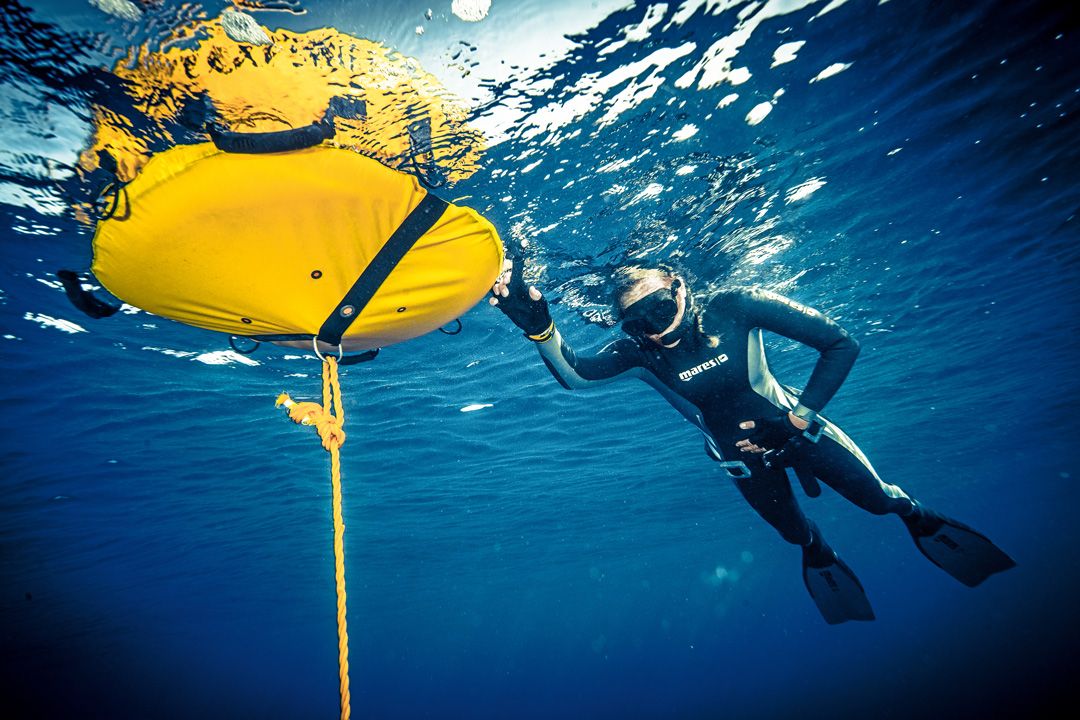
xmin=317 ymin=192 xmax=448 ymax=347
xmin=339 ymin=348 xmax=380 ymax=366
xmin=57 ymin=270 xmax=121 ymax=319
xmin=406 ymin=116 xmax=446 ymax=189
xmin=210 ymin=121 xmax=335 ymax=154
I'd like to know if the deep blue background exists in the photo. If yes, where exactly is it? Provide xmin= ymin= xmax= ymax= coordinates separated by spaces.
xmin=2 ymin=1 xmax=1079 ymax=718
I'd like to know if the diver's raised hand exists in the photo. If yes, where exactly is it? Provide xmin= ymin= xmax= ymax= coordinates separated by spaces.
xmin=489 ymin=259 xmax=552 ymax=338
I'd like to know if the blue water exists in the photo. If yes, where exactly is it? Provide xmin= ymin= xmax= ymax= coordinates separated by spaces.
xmin=2 ymin=0 xmax=1078 ymax=718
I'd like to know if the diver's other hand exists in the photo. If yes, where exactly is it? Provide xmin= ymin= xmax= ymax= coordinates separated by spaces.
xmin=735 ymin=412 xmax=807 ymax=454
xmin=489 ymin=259 xmax=552 ymax=337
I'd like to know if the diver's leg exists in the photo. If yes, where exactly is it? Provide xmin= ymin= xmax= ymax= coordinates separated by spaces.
xmin=806 ymin=436 xmax=915 ymax=516
xmin=806 ymin=436 xmax=1014 ymax=586
xmin=731 ymin=464 xmax=875 ymax=623
xmin=730 ymin=465 xmax=813 ymax=546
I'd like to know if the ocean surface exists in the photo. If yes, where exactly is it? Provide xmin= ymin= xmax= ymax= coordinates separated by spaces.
xmin=2 ymin=0 xmax=1078 ymax=718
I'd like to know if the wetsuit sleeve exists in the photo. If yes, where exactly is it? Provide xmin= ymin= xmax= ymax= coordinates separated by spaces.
xmin=732 ymin=288 xmax=860 ymax=412
xmin=533 ymin=326 xmax=649 ymax=389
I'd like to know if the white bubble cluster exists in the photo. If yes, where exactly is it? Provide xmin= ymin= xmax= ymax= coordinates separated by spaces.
xmin=89 ymin=0 xmax=142 ymax=22
xmin=452 ymin=0 xmax=491 ymax=23
xmin=221 ymin=9 xmax=271 ymax=46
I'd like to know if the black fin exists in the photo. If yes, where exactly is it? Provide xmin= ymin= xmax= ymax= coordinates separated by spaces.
xmin=905 ymin=505 xmax=1016 ymax=587
xmin=802 ymin=525 xmax=875 ymax=624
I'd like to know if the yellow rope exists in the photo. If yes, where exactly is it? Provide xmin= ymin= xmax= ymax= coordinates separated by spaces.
xmin=276 ymin=357 xmax=351 ymax=720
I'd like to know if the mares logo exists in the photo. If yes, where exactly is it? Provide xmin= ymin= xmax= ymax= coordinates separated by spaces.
xmin=755 ymin=288 xmax=821 ymax=319
xmin=679 ymin=353 xmax=729 ymax=381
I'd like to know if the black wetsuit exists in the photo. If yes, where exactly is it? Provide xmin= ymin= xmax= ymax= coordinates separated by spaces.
xmin=534 ymin=286 xmax=914 ymax=546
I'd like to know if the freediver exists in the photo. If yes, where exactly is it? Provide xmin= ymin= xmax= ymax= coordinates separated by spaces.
xmin=490 ymin=261 xmax=1015 ymax=624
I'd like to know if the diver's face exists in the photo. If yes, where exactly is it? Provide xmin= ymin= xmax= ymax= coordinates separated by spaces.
xmin=619 ymin=276 xmax=687 ymax=347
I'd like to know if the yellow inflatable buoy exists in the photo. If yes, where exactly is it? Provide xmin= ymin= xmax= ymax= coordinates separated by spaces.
xmin=78 ymin=19 xmax=484 ymax=188
xmin=89 ymin=141 xmax=503 ymax=351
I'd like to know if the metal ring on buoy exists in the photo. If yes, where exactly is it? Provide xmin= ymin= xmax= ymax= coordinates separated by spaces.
xmin=312 ymin=336 xmax=344 ymax=362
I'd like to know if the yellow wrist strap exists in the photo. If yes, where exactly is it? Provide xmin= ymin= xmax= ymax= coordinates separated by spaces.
xmin=526 ymin=320 xmax=555 ymax=342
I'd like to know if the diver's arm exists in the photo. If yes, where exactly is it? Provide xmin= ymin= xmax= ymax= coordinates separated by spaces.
xmin=533 ymin=328 xmax=646 ymax=389
xmin=736 ymin=287 xmax=860 ymax=415
xmin=490 ymin=259 xmax=646 ymax=389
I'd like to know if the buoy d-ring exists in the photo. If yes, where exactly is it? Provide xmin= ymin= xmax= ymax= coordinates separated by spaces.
xmin=229 ymin=335 xmax=261 ymax=355
xmin=438 ymin=319 xmax=463 ymax=335
xmin=312 ymin=336 xmax=344 ymax=362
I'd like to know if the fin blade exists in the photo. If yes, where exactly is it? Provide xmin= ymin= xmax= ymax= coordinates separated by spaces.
xmin=802 ymin=555 xmax=876 ymax=624
xmin=913 ymin=521 xmax=1017 ymax=587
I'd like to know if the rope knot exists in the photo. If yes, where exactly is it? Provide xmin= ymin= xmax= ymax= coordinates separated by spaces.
xmin=314 ymin=414 xmax=347 ymax=451
xmin=275 ymin=357 xmax=347 ymax=452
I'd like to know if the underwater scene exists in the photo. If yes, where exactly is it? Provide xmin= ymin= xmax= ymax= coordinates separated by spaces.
xmin=1 ymin=0 xmax=1077 ymax=718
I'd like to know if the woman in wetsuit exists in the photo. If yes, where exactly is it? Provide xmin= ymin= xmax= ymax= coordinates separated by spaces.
xmin=490 ymin=260 xmax=1014 ymax=624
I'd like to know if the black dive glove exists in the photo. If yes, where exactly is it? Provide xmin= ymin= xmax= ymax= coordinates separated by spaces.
xmin=741 ymin=412 xmax=824 ymax=466
xmin=494 ymin=263 xmax=553 ymax=338
xmin=740 ymin=411 xmax=825 ymax=497
xmin=741 ymin=412 xmax=803 ymax=452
